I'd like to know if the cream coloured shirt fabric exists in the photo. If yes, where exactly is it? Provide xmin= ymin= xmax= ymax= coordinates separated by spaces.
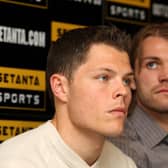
xmin=0 ymin=121 xmax=137 ymax=168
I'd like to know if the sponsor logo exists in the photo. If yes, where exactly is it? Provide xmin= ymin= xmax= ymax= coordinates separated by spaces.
xmin=152 ymin=3 xmax=168 ymax=19
xmin=104 ymin=1 xmax=149 ymax=25
xmin=0 ymin=120 xmax=43 ymax=141
xmin=51 ymin=21 xmax=85 ymax=42
xmin=0 ymin=25 xmax=46 ymax=48
xmin=0 ymin=67 xmax=46 ymax=111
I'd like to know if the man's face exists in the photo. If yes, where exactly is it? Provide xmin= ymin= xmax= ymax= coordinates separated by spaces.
xmin=67 ymin=44 xmax=134 ymax=137
xmin=135 ymin=36 xmax=168 ymax=114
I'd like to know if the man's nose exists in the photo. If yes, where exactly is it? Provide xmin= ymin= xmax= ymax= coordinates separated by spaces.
xmin=159 ymin=66 xmax=168 ymax=83
xmin=112 ymin=79 xmax=128 ymax=99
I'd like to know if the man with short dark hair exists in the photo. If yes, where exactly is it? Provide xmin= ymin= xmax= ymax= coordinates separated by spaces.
xmin=0 ymin=25 xmax=136 ymax=168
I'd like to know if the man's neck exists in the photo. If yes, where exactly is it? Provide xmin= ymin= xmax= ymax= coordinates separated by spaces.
xmin=51 ymin=118 xmax=105 ymax=166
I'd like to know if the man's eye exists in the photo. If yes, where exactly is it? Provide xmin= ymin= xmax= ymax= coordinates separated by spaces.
xmin=123 ymin=78 xmax=131 ymax=86
xmin=123 ymin=78 xmax=135 ymax=89
xmin=98 ymin=75 xmax=109 ymax=81
xmin=146 ymin=62 xmax=157 ymax=69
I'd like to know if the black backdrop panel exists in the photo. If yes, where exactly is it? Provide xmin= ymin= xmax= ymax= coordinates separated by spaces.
xmin=151 ymin=0 xmax=168 ymax=22
xmin=0 ymin=2 xmax=50 ymax=70
xmin=49 ymin=0 xmax=103 ymax=25
xmin=103 ymin=0 xmax=151 ymax=35
xmin=0 ymin=1 xmax=52 ymax=121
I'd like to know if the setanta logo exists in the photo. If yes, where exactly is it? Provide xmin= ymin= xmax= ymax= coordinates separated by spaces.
xmin=51 ymin=21 xmax=85 ymax=42
xmin=0 ymin=25 xmax=46 ymax=48
xmin=0 ymin=67 xmax=46 ymax=111
xmin=0 ymin=67 xmax=45 ymax=91
xmin=0 ymin=120 xmax=43 ymax=141
xmin=107 ymin=0 xmax=150 ymax=8
xmin=0 ymin=0 xmax=48 ymax=9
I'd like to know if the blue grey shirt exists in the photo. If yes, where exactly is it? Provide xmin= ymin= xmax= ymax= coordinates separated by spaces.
xmin=109 ymin=106 xmax=168 ymax=168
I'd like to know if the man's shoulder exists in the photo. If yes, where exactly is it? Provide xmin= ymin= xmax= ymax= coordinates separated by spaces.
xmin=0 ymin=121 xmax=51 ymax=158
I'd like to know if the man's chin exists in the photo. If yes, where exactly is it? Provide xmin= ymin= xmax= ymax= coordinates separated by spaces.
xmin=105 ymin=127 xmax=124 ymax=137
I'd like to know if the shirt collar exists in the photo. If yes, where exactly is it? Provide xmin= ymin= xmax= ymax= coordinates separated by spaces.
xmin=48 ymin=121 xmax=101 ymax=168
xmin=130 ymin=106 xmax=168 ymax=148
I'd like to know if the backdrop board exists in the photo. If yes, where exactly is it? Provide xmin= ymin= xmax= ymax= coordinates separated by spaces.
xmin=49 ymin=0 xmax=103 ymax=26
xmin=0 ymin=0 xmax=52 ymax=124
xmin=0 ymin=1 xmax=50 ymax=70
xmin=103 ymin=0 xmax=151 ymax=35
xmin=151 ymin=0 xmax=168 ymax=22
xmin=0 ymin=119 xmax=43 ymax=143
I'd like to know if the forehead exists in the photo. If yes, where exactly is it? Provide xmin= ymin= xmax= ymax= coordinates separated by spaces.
xmin=141 ymin=36 xmax=168 ymax=60
xmin=80 ymin=43 xmax=132 ymax=73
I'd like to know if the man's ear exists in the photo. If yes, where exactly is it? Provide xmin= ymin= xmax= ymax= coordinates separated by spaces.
xmin=50 ymin=74 xmax=69 ymax=102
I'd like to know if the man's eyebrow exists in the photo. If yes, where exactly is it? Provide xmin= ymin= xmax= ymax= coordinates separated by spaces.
xmin=99 ymin=68 xmax=115 ymax=72
xmin=142 ymin=56 xmax=160 ymax=61
xmin=98 ymin=68 xmax=134 ymax=76
xmin=97 ymin=68 xmax=117 ymax=75
xmin=125 ymin=72 xmax=134 ymax=76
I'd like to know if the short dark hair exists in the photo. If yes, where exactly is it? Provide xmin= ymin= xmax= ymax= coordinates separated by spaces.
xmin=46 ymin=25 xmax=131 ymax=103
xmin=131 ymin=22 xmax=168 ymax=69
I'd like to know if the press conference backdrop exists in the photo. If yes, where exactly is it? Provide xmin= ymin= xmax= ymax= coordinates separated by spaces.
xmin=0 ymin=0 xmax=167 ymax=142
